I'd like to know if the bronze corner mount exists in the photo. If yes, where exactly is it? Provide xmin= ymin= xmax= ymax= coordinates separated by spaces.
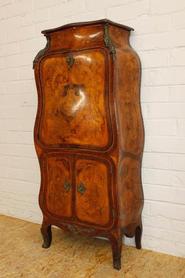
xmin=104 ymin=23 xmax=116 ymax=60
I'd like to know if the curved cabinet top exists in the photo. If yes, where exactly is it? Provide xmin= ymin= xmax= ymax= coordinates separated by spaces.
xmin=33 ymin=19 xmax=133 ymax=68
xmin=41 ymin=19 xmax=134 ymax=34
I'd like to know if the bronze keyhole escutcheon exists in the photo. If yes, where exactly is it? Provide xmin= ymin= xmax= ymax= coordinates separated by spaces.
xmin=64 ymin=181 xmax=71 ymax=192
xmin=66 ymin=53 xmax=75 ymax=70
xmin=77 ymin=183 xmax=86 ymax=195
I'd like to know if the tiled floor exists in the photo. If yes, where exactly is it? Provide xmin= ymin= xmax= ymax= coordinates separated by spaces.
xmin=0 ymin=215 xmax=185 ymax=277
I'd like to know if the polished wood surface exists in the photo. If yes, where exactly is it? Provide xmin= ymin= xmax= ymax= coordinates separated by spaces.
xmin=33 ymin=18 xmax=144 ymax=270
xmin=75 ymin=157 xmax=111 ymax=226
xmin=39 ymin=50 xmax=110 ymax=149
xmin=45 ymin=156 xmax=72 ymax=218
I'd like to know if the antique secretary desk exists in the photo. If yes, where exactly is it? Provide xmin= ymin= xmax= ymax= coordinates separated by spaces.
xmin=33 ymin=19 xmax=144 ymax=270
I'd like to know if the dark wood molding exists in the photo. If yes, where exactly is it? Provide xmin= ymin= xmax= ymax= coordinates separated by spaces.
xmin=41 ymin=18 xmax=134 ymax=35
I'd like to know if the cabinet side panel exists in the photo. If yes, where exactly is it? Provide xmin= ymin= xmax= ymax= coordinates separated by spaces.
xmin=114 ymin=44 xmax=144 ymax=234
xmin=118 ymin=157 xmax=144 ymax=233
xmin=115 ymin=48 xmax=144 ymax=155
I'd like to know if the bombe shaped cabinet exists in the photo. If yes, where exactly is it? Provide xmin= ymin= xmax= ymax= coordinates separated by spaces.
xmin=33 ymin=19 xmax=144 ymax=270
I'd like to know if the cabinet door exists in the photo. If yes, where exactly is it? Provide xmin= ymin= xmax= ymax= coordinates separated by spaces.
xmin=38 ymin=49 xmax=112 ymax=150
xmin=75 ymin=158 xmax=112 ymax=226
xmin=45 ymin=156 xmax=73 ymax=218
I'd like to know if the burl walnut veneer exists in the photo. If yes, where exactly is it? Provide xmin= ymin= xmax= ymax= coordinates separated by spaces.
xmin=33 ymin=19 xmax=144 ymax=270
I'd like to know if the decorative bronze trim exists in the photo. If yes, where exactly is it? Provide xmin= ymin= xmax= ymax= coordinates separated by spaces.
xmin=66 ymin=53 xmax=75 ymax=70
xmin=104 ymin=23 xmax=116 ymax=60
xmin=62 ymin=83 xmax=84 ymax=97
xmin=33 ymin=35 xmax=50 ymax=69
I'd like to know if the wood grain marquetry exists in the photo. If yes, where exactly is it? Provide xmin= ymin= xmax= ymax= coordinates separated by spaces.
xmin=45 ymin=156 xmax=72 ymax=218
xmin=75 ymin=158 xmax=111 ymax=226
xmin=33 ymin=19 xmax=144 ymax=271
xmin=39 ymin=49 xmax=111 ymax=150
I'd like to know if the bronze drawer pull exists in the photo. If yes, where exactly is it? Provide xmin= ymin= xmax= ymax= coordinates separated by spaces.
xmin=64 ymin=181 xmax=71 ymax=192
xmin=77 ymin=183 xmax=86 ymax=195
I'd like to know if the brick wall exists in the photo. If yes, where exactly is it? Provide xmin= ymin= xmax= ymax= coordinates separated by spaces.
xmin=0 ymin=0 xmax=185 ymax=258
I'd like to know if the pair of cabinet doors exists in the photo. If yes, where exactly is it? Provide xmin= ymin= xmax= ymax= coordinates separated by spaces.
xmin=42 ymin=155 xmax=114 ymax=227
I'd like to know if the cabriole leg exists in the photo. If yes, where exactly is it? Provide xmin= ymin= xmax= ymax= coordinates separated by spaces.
xmin=109 ymin=232 xmax=123 ymax=270
xmin=41 ymin=222 xmax=52 ymax=248
xmin=135 ymin=222 xmax=142 ymax=249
